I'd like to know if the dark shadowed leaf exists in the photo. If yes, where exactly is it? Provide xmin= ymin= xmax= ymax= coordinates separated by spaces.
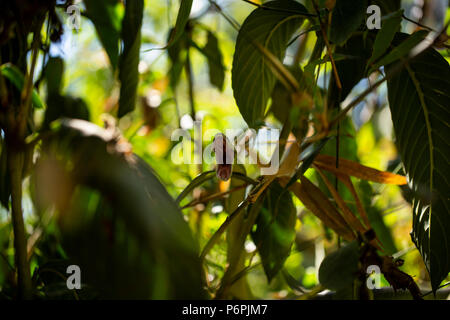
xmin=118 ymin=0 xmax=144 ymax=117
xmin=84 ymin=0 xmax=121 ymax=70
xmin=386 ymin=34 xmax=450 ymax=292
xmin=202 ymin=31 xmax=225 ymax=91
xmin=252 ymin=181 xmax=297 ymax=281
xmin=318 ymin=240 xmax=360 ymax=290
xmin=366 ymin=10 xmax=403 ymax=69
xmin=359 ymin=180 xmax=397 ymax=255
xmin=231 ymin=0 xmax=308 ymax=127
xmin=369 ymin=30 xmax=428 ymax=74
xmin=168 ymin=0 xmax=193 ymax=47
xmin=44 ymin=57 xmax=64 ymax=95
xmin=373 ymin=0 xmax=401 ymax=15
xmin=34 ymin=119 xmax=205 ymax=298
xmin=44 ymin=95 xmax=90 ymax=129
xmin=327 ymin=35 xmax=373 ymax=110
xmin=167 ymin=27 xmax=188 ymax=90
xmin=329 ymin=0 xmax=367 ymax=45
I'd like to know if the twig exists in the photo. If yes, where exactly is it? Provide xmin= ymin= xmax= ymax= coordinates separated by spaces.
xmin=181 ymin=183 xmax=249 ymax=209
xmin=402 ymin=14 xmax=435 ymax=32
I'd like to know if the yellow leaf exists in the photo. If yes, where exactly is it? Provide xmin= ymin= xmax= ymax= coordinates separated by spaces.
xmin=313 ymin=154 xmax=407 ymax=185
xmin=279 ymin=176 xmax=355 ymax=241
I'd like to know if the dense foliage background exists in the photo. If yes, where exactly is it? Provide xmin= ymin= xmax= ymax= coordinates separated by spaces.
xmin=0 ymin=0 xmax=449 ymax=300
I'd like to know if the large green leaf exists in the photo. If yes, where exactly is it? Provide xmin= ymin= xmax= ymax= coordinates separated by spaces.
xmin=231 ymin=0 xmax=308 ymax=127
xmin=84 ymin=0 xmax=122 ymax=70
xmin=329 ymin=0 xmax=368 ymax=45
xmin=251 ymin=181 xmax=297 ymax=282
xmin=34 ymin=119 xmax=205 ymax=298
xmin=118 ymin=0 xmax=144 ymax=117
xmin=386 ymin=34 xmax=450 ymax=292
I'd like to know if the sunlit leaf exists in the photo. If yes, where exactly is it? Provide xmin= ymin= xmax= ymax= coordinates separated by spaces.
xmin=0 ymin=63 xmax=45 ymax=109
xmin=286 ymin=176 xmax=354 ymax=241
xmin=313 ymin=154 xmax=407 ymax=185
xmin=231 ymin=0 xmax=308 ymax=127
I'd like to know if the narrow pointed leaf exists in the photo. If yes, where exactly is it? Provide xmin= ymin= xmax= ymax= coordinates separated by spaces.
xmin=118 ymin=0 xmax=144 ymax=117
xmin=314 ymin=154 xmax=407 ymax=185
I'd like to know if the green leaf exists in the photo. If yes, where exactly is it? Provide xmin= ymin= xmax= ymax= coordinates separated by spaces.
xmin=386 ymin=34 xmax=450 ymax=292
xmin=175 ymin=170 xmax=216 ymax=205
xmin=270 ymin=65 xmax=304 ymax=123
xmin=329 ymin=0 xmax=368 ymax=45
xmin=223 ymin=164 xmax=253 ymax=299
xmin=231 ymin=0 xmax=308 ymax=127
xmin=118 ymin=0 xmax=144 ymax=118
xmin=369 ymin=30 xmax=428 ymax=74
xmin=251 ymin=181 xmax=297 ymax=282
xmin=359 ymin=180 xmax=397 ymax=255
xmin=84 ymin=0 xmax=122 ymax=70
xmin=35 ymin=119 xmax=205 ymax=298
xmin=168 ymin=0 xmax=193 ymax=47
xmin=167 ymin=28 xmax=188 ymax=90
xmin=373 ymin=0 xmax=401 ymax=15
xmin=367 ymin=10 xmax=403 ymax=69
xmin=0 ymin=63 xmax=45 ymax=109
xmin=44 ymin=94 xmax=90 ymax=128
xmin=318 ymin=240 xmax=360 ymax=290
xmin=202 ymin=32 xmax=225 ymax=91
xmin=45 ymin=57 xmax=64 ymax=95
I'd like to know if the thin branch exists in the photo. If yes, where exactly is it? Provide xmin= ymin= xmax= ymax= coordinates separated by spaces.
xmin=402 ymin=14 xmax=435 ymax=32
xmin=181 ymin=183 xmax=249 ymax=209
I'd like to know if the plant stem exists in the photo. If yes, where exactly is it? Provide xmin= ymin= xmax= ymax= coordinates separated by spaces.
xmin=7 ymin=147 xmax=32 ymax=299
